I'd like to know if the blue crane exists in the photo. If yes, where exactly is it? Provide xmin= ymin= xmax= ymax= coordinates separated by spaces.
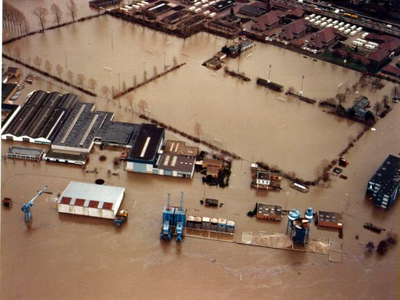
xmin=21 ymin=186 xmax=47 ymax=223
xmin=175 ymin=192 xmax=185 ymax=243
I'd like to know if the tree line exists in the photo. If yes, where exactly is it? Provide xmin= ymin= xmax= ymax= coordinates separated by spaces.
xmin=3 ymin=2 xmax=30 ymax=35
xmin=32 ymin=0 xmax=78 ymax=32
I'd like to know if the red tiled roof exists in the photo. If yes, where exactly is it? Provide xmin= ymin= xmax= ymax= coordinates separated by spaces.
xmin=381 ymin=65 xmax=400 ymax=77
xmin=102 ymin=202 xmax=113 ymax=210
xmin=75 ymin=198 xmax=86 ymax=206
xmin=60 ymin=197 xmax=72 ymax=205
xmin=88 ymin=200 xmax=100 ymax=208
xmin=319 ymin=27 xmax=336 ymax=43
xmin=368 ymin=49 xmax=390 ymax=62
xmin=258 ymin=10 xmax=284 ymax=27
xmin=286 ymin=19 xmax=307 ymax=35
xmin=286 ymin=8 xmax=304 ymax=18
xmin=379 ymin=40 xmax=400 ymax=52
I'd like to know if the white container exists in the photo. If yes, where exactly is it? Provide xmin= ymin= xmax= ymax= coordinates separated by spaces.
xmin=315 ymin=20 xmax=321 ymax=26
xmin=350 ymin=31 xmax=357 ymax=36
xmin=339 ymin=27 xmax=345 ymax=32
xmin=321 ymin=17 xmax=327 ymax=21
xmin=320 ymin=22 xmax=327 ymax=27
xmin=203 ymin=10 xmax=210 ymax=15
xmin=315 ymin=15 xmax=321 ymax=20
xmin=357 ymin=27 xmax=363 ymax=32
xmin=327 ymin=18 xmax=332 ymax=23
xmin=344 ymin=29 xmax=351 ymax=35
xmin=334 ymin=25 xmax=339 ymax=29
xmin=309 ymin=18 xmax=315 ymax=23
xmin=332 ymin=20 xmax=339 ymax=25
xmin=189 ymin=6 xmax=196 ymax=11
xmin=327 ymin=24 xmax=333 ymax=28
xmin=209 ymin=12 xmax=216 ymax=18
xmin=309 ymin=14 xmax=315 ymax=18
xmin=338 ymin=22 xmax=344 ymax=26
xmin=194 ymin=8 xmax=201 ymax=13
xmin=202 ymin=4 xmax=209 ymax=8
xmin=194 ymin=2 xmax=201 ymax=6
xmin=350 ymin=25 xmax=356 ymax=30
xmin=344 ymin=24 xmax=350 ymax=29
xmin=305 ymin=16 xmax=310 ymax=20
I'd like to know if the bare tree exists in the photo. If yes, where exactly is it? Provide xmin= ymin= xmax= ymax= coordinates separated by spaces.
xmin=381 ymin=95 xmax=389 ymax=107
xmin=13 ymin=47 xmax=21 ymax=61
xmin=76 ymin=73 xmax=86 ymax=86
xmin=33 ymin=55 xmax=43 ymax=69
xmin=127 ymin=94 xmax=134 ymax=113
xmin=365 ymin=241 xmax=375 ymax=253
xmin=88 ymin=78 xmax=98 ymax=92
xmin=32 ymin=6 xmax=49 ymax=32
xmin=391 ymin=85 xmax=399 ymax=99
xmin=122 ymin=81 xmax=127 ymax=92
xmin=101 ymin=85 xmax=111 ymax=101
xmin=193 ymin=122 xmax=202 ymax=140
xmin=66 ymin=0 xmax=78 ymax=22
xmin=44 ymin=60 xmax=53 ymax=74
xmin=143 ymin=69 xmax=148 ymax=81
xmin=50 ymin=3 xmax=63 ymax=26
xmin=172 ymin=56 xmax=178 ymax=67
xmin=56 ymin=64 xmax=64 ymax=78
xmin=138 ymin=99 xmax=148 ymax=115
xmin=133 ymin=75 xmax=137 ymax=87
xmin=66 ymin=70 xmax=74 ymax=83
xmin=153 ymin=66 xmax=158 ymax=77
xmin=373 ymin=102 xmax=382 ymax=117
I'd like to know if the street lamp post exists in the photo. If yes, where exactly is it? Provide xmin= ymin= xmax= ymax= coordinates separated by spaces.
xmin=299 ymin=75 xmax=304 ymax=95
xmin=268 ymin=64 xmax=271 ymax=83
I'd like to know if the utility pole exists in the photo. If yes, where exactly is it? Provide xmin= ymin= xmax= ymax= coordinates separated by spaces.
xmin=268 ymin=64 xmax=272 ymax=83
xmin=300 ymin=75 xmax=305 ymax=95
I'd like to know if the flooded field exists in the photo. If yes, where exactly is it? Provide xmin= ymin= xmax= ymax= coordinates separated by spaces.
xmin=4 ymin=15 xmax=397 ymax=179
xmin=2 ymin=2 xmax=399 ymax=299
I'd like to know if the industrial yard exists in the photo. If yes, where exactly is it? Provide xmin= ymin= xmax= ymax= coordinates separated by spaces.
xmin=2 ymin=0 xmax=400 ymax=299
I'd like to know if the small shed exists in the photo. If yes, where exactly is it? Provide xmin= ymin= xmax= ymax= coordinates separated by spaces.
xmin=57 ymin=182 xmax=125 ymax=219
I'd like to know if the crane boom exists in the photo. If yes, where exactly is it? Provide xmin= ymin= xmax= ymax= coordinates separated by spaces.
xmin=21 ymin=186 xmax=47 ymax=223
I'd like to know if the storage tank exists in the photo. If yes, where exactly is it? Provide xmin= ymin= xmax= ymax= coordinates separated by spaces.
xmin=327 ymin=18 xmax=332 ymax=23
xmin=194 ymin=8 xmax=202 ymax=13
xmin=292 ymin=218 xmax=310 ymax=246
xmin=186 ymin=215 xmax=195 ymax=228
xmin=321 ymin=17 xmax=327 ymax=21
xmin=315 ymin=15 xmax=321 ymax=20
xmin=350 ymin=31 xmax=357 ymax=36
xmin=217 ymin=218 xmax=227 ymax=232
xmin=339 ymin=27 xmax=345 ymax=32
xmin=226 ymin=221 xmax=235 ymax=233
xmin=334 ymin=25 xmax=339 ymax=29
xmin=309 ymin=18 xmax=315 ymax=23
xmin=327 ymin=24 xmax=333 ymax=28
xmin=202 ymin=216 xmax=211 ymax=230
xmin=309 ymin=13 xmax=315 ymax=18
xmin=210 ymin=218 xmax=218 ymax=231
xmin=320 ymin=22 xmax=327 ymax=27
xmin=344 ymin=29 xmax=351 ymax=35
xmin=338 ymin=22 xmax=344 ymax=26
xmin=350 ymin=25 xmax=356 ymax=30
xmin=357 ymin=26 xmax=362 ymax=32
xmin=305 ymin=17 xmax=310 ymax=21
xmin=314 ymin=20 xmax=321 ymax=26
xmin=209 ymin=12 xmax=217 ymax=18
xmin=344 ymin=24 xmax=350 ymax=29
xmin=332 ymin=20 xmax=339 ymax=25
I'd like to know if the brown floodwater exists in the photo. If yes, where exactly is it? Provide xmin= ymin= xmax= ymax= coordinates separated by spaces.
xmin=2 ymin=2 xmax=399 ymax=299
xmin=5 ymin=14 xmax=397 ymax=179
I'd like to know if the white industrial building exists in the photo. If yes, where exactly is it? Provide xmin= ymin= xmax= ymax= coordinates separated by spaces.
xmin=57 ymin=182 xmax=125 ymax=219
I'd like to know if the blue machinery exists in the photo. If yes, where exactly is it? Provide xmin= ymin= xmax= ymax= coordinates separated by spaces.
xmin=286 ymin=207 xmax=313 ymax=247
xmin=160 ymin=192 xmax=186 ymax=242
xmin=21 ymin=186 xmax=47 ymax=223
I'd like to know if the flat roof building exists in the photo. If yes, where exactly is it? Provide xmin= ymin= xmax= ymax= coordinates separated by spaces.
xmin=126 ymin=124 xmax=165 ymax=174
xmin=57 ymin=182 xmax=125 ymax=219
xmin=366 ymin=154 xmax=400 ymax=210
xmin=43 ymin=150 xmax=88 ymax=166
xmin=51 ymin=102 xmax=113 ymax=153
xmin=6 ymin=146 xmax=44 ymax=161
xmin=2 ymin=90 xmax=79 ymax=144
xmin=256 ymin=203 xmax=282 ymax=221
xmin=1 ymin=103 xmax=21 ymax=135
xmin=164 ymin=140 xmax=199 ymax=157
xmin=158 ymin=154 xmax=196 ymax=178
xmin=316 ymin=211 xmax=343 ymax=229
xmin=2 ymin=83 xmax=18 ymax=102
xmin=95 ymin=120 xmax=141 ymax=148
